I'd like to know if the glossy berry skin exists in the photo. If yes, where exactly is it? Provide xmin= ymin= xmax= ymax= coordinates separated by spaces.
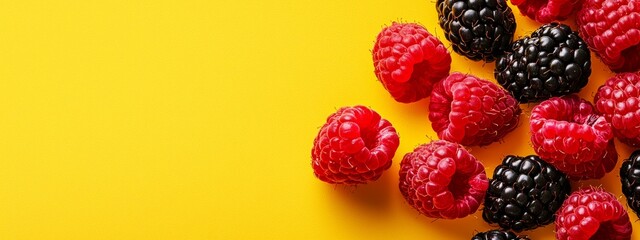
xmin=562 ymin=140 xmax=618 ymax=180
xmin=373 ymin=22 xmax=452 ymax=103
xmin=436 ymin=0 xmax=516 ymax=62
xmin=510 ymin=0 xmax=583 ymax=23
xmin=496 ymin=23 xmax=591 ymax=103
xmin=311 ymin=106 xmax=399 ymax=184
xmin=483 ymin=155 xmax=571 ymax=232
xmin=555 ymin=189 xmax=632 ymax=240
xmin=595 ymin=72 xmax=640 ymax=147
xmin=471 ymin=230 xmax=529 ymax=240
xmin=530 ymin=95 xmax=617 ymax=180
xmin=620 ymin=150 xmax=640 ymax=218
xmin=399 ymin=140 xmax=489 ymax=219
xmin=429 ymin=73 xmax=521 ymax=146
xmin=577 ymin=0 xmax=640 ymax=72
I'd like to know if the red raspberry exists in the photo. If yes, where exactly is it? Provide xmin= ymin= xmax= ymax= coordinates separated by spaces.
xmin=577 ymin=0 xmax=640 ymax=72
xmin=562 ymin=140 xmax=618 ymax=180
xmin=595 ymin=72 xmax=640 ymax=147
xmin=510 ymin=0 xmax=582 ymax=23
xmin=530 ymin=95 xmax=617 ymax=180
xmin=311 ymin=106 xmax=399 ymax=184
xmin=399 ymin=140 xmax=489 ymax=219
xmin=555 ymin=188 xmax=632 ymax=240
xmin=372 ymin=22 xmax=452 ymax=103
xmin=429 ymin=73 xmax=521 ymax=146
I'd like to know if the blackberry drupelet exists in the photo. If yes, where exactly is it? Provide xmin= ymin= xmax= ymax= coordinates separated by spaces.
xmin=471 ymin=230 xmax=529 ymax=240
xmin=495 ymin=23 xmax=591 ymax=103
xmin=620 ymin=150 xmax=640 ymax=218
xmin=436 ymin=0 xmax=516 ymax=62
xmin=483 ymin=155 xmax=571 ymax=232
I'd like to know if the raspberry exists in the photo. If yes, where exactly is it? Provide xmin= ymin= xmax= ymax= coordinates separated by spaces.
xmin=595 ymin=72 xmax=640 ymax=147
xmin=429 ymin=73 xmax=521 ymax=146
xmin=399 ymin=140 xmax=489 ymax=219
xmin=577 ymin=0 xmax=640 ymax=72
xmin=471 ymin=230 xmax=529 ymax=240
xmin=510 ymin=0 xmax=582 ymax=23
xmin=311 ymin=106 xmax=399 ymax=184
xmin=373 ymin=22 xmax=452 ymax=103
xmin=620 ymin=150 xmax=640 ymax=218
xmin=555 ymin=188 xmax=632 ymax=240
xmin=561 ymin=140 xmax=618 ymax=180
xmin=482 ymin=155 xmax=571 ymax=231
xmin=530 ymin=95 xmax=617 ymax=180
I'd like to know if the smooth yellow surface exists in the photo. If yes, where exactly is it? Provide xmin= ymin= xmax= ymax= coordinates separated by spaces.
xmin=0 ymin=1 xmax=637 ymax=239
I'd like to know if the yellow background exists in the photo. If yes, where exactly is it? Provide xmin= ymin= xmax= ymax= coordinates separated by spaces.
xmin=0 ymin=0 xmax=636 ymax=239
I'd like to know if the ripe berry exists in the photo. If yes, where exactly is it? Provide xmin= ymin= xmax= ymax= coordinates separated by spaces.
xmin=399 ymin=140 xmax=488 ymax=219
xmin=620 ymin=150 xmax=640 ymax=218
xmin=373 ymin=22 xmax=452 ymax=103
xmin=577 ymin=0 xmax=640 ymax=72
xmin=483 ymin=155 xmax=571 ymax=231
xmin=471 ymin=230 xmax=529 ymax=240
xmin=555 ymin=188 xmax=632 ymax=240
xmin=496 ymin=23 xmax=591 ymax=103
xmin=594 ymin=72 xmax=640 ymax=147
xmin=429 ymin=73 xmax=521 ymax=146
xmin=436 ymin=0 xmax=517 ymax=61
xmin=530 ymin=95 xmax=617 ymax=180
xmin=510 ymin=0 xmax=582 ymax=23
xmin=311 ymin=106 xmax=399 ymax=184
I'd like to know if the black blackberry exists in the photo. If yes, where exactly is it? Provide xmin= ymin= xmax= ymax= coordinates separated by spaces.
xmin=482 ymin=155 xmax=571 ymax=232
xmin=471 ymin=230 xmax=529 ymax=240
xmin=495 ymin=23 xmax=591 ymax=103
xmin=620 ymin=150 xmax=640 ymax=218
xmin=436 ymin=0 xmax=516 ymax=62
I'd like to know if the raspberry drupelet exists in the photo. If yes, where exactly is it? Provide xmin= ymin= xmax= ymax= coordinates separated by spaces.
xmin=530 ymin=95 xmax=617 ymax=180
xmin=373 ymin=22 xmax=452 ymax=103
xmin=577 ymin=0 xmax=640 ymax=72
xmin=429 ymin=73 xmax=521 ymax=146
xmin=399 ymin=140 xmax=489 ymax=219
xmin=595 ymin=72 xmax=640 ymax=147
xmin=555 ymin=188 xmax=632 ymax=240
xmin=510 ymin=0 xmax=583 ymax=23
xmin=311 ymin=106 xmax=399 ymax=184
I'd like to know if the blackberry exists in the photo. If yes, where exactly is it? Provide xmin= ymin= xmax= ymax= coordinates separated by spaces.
xmin=471 ymin=230 xmax=529 ymax=240
xmin=495 ymin=23 xmax=591 ymax=103
xmin=436 ymin=0 xmax=516 ymax=62
xmin=483 ymin=155 xmax=571 ymax=231
xmin=620 ymin=150 xmax=640 ymax=218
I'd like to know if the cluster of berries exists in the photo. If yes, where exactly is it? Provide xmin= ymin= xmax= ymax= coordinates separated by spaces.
xmin=311 ymin=0 xmax=640 ymax=239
